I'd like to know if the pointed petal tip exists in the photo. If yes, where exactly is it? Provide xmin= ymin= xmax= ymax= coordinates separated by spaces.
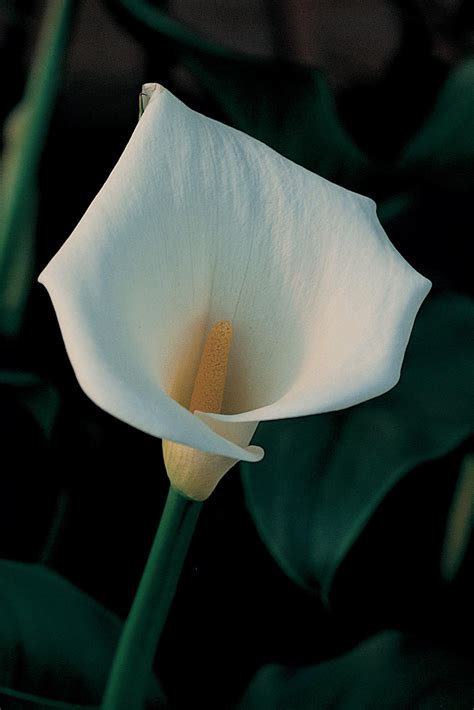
xmin=141 ymin=82 xmax=163 ymax=94
xmin=249 ymin=445 xmax=265 ymax=462
xmin=141 ymin=83 xmax=166 ymax=100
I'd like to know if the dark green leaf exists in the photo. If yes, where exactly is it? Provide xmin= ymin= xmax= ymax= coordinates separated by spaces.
xmin=400 ymin=57 xmax=474 ymax=188
xmin=241 ymin=293 xmax=474 ymax=600
xmin=0 ymin=684 xmax=95 ymax=709
xmin=0 ymin=560 xmax=165 ymax=708
xmin=0 ymin=370 xmax=60 ymax=438
xmin=236 ymin=631 xmax=474 ymax=709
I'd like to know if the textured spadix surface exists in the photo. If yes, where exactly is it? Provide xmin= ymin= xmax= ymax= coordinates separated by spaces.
xmin=39 ymin=83 xmax=430 ymax=476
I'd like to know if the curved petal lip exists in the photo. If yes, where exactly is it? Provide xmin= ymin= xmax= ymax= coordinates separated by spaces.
xmin=206 ymin=273 xmax=431 ymax=424
xmin=39 ymin=270 xmax=264 ymax=463
xmin=39 ymin=81 xmax=431 ymax=461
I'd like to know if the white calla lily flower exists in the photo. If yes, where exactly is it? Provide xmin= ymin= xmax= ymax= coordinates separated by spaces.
xmin=39 ymin=83 xmax=431 ymax=500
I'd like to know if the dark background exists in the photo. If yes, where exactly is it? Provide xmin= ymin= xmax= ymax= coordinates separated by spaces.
xmin=1 ymin=2 xmax=473 ymax=707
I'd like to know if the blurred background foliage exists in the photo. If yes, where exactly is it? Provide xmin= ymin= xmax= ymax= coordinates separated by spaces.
xmin=0 ymin=1 xmax=473 ymax=708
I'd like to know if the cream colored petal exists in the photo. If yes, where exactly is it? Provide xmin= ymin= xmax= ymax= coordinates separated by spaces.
xmin=205 ymin=197 xmax=431 ymax=425
xmin=39 ymin=83 xmax=430 ymax=461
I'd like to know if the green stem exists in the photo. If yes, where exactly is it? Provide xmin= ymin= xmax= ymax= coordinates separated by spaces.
xmin=101 ymin=487 xmax=202 ymax=710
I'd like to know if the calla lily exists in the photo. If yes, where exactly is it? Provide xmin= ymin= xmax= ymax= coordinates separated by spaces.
xmin=39 ymin=83 xmax=431 ymax=500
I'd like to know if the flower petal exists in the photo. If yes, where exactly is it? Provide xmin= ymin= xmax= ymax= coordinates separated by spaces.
xmin=207 ymin=195 xmax=431 ymax=425
xmin=39 ymin=83 xmax=430 ymax=457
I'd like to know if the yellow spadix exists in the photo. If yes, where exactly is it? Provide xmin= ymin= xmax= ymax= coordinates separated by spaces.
xmin=162 ymin=320 xmax=235 ymax=501
xmin=189 ymin=320 xmax=232 ymax=415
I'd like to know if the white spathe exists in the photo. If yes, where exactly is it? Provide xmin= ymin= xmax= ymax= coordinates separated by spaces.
xmin=39 ymin=83 xmax=431 ymax=493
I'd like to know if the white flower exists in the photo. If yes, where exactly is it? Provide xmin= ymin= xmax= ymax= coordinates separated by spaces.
xmin=39 ymin=83 xmax=431 ymax=500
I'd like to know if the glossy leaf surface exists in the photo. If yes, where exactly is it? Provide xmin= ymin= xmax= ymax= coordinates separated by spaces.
xmin=242 ymin=293 xmax=474 ymax=599
xmin=237 ymin=630 xmax=474 ymax=709
xmin=0 ymin=561 xmax=165 ymax=708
